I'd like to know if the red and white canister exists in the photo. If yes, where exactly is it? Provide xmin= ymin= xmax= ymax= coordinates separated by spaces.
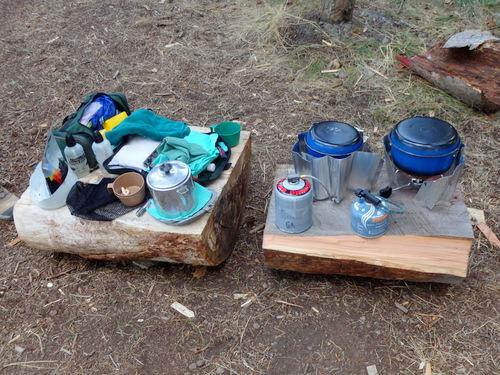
xmin=275 ymin=175 xmax=313 ymax=234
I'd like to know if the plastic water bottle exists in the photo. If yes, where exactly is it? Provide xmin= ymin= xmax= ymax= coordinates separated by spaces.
xmin=64 ymin=133 xmax=89 ymax=178
xmin=92 ymin=131 xmax=113 ymax=170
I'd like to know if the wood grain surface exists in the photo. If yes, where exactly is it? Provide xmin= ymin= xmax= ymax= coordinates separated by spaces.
xmin=263 ymin=165 xmax=474 ymax=283
xmin=14 ymin=128 xmax=251 ymax=266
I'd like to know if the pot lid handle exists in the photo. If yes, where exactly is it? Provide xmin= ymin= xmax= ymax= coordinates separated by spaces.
xmin=159 ymin=163 xmax=172 ymax=175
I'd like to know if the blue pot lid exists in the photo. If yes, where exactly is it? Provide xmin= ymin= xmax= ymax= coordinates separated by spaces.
xmin=392 ymin=117 xmax=459 ymax=150
xmin=309 ymin=121 xmax=361 ymax=147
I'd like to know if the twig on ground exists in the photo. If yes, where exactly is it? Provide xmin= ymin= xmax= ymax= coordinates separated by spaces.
xmin=72 ymin=333 xmax=78 ymax=349
xmin=109 ymin=354 xmax=119 ymax=369
xmin=28 ymin=329 xmax=44 ymax=355
xmin=242 ymin=358 xmax=264 ymax=374
xmin=366 ymin=66 xmax=388 ymax=79
xmin=240 ymin=316 xmax=251 ymax=345
xmin=43 ymin=298 xmax=62 ymax=308
xmin=275 ymin=299 xmax=304 ymax=308
xmin=2 ymin=360 xmax=57 ymax=370
xmin=354 ymin=74 xmax=364 ymax=87
xmin=249 ymin=223 xmax=265 ymax=234
xmin=8 ymin=335 xmax=20 ymax=344
xmin=7 ymin=237 xmax=22 ymax=247
xmin=398 ymin=0 xmax=406 ymax=13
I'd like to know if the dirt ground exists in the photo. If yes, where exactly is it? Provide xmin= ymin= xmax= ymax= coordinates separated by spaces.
xmin=1 ymin=0 xmax=499 ymax=374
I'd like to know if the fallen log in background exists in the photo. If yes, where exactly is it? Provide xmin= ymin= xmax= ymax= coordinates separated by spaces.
xmin=397 ymin=31 xmax=500 ymax=113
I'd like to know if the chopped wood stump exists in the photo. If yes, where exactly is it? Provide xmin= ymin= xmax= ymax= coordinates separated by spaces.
xmin=14 ymin=129 xmax=251 ymax=266
xmin=263 ymin=165 xmax=474 ymax=283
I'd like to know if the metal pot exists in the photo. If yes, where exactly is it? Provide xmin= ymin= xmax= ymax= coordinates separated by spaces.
xmin=146 ymin=161 xmax=196 ymax=219
xmin=389 ymin=116 xmax=462 ymax=176
xmin=305 ymin=121 xmax=363 ymax=158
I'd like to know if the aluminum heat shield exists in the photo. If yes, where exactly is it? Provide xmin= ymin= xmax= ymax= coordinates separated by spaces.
xmin=292 ymin=133 xmax=384 ymax=203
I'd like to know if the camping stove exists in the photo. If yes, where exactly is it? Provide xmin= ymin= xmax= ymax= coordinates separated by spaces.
xmin=383 ymin=135 xmax=465 ymax=210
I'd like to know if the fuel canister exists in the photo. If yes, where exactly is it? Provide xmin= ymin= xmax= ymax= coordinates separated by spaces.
xmin=351 ymin=189 xmax=389 ymax=238
xmin=275 ymin=174 xmax=313 ymax=233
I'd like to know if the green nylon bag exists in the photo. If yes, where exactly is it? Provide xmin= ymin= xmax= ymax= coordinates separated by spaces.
xmin=53 ymin=93 xmax=131 ymax=169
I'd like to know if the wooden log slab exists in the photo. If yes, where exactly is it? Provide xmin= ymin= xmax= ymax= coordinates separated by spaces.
xmin=263 ymin=165 xmax=474 ymax=283
xmin=396 ymin=32 xmax=500 ymax=113
xmin=14 ymin=128 xmax=251 ymax=266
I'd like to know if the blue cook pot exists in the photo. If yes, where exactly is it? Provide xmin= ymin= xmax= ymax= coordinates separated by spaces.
xmin=305 ymin=121 xmax=363 ymax=158
xmin=389 ymin=116 xmax=461 ymax=176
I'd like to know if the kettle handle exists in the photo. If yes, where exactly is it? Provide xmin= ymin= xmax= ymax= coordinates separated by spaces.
xmin=176 ymin=186 xmax=190 ymax=206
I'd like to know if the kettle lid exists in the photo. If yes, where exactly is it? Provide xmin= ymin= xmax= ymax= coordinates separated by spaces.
xmin=147 ymin=160 xmax=191 ymax=190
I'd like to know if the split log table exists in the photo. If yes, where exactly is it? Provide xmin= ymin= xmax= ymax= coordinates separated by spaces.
xmin=263 ymin=165 xmax=474 ymax=283
xmin=14 ymin=129 xmax=251 ymax=266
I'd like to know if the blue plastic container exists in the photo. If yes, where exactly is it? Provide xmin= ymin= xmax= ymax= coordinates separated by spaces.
xmin=389 ymin=116 xmax=461 ymax=176
xmin=305 ymin=121 xmax=363 ymax=158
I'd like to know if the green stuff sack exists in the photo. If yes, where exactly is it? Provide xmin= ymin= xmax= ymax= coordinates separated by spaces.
xmin=53 ymin=93 xmax=131 ymax=169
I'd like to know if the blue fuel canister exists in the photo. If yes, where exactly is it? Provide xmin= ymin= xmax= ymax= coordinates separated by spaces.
xmin=351 ymin=189 xmax=390 ymax=238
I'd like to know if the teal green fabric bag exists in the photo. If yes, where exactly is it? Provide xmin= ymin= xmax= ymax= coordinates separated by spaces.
xmin=153 ymin=138 xmax=209 ymax=165
xmin=153 ymin=131 xmax=220 ymax=176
